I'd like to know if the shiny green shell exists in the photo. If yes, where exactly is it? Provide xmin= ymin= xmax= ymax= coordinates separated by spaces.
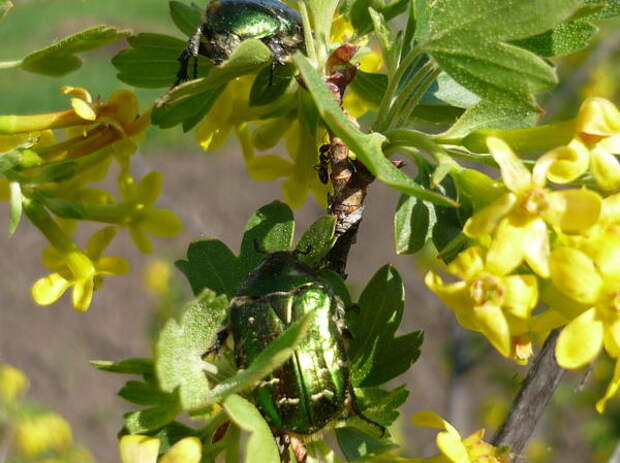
xmin=205 ymin=0 xmax=302 ymax=40
xmin=229 ymin=252 xmax=349 ymax=435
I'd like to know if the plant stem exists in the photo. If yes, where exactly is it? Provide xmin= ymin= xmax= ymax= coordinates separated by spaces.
xmin=492 ymin=329 xmax=564 ymax=456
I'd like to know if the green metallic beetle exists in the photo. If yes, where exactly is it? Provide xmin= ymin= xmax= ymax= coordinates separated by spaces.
xmin=175 ymin=0 xmax=304 ymax=85
xmin=213 ymin=251 xmax=381 ymax=439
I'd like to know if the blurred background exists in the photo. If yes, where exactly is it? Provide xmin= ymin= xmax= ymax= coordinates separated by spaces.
xmin=1 ymin=1 xmax=620 ymax=462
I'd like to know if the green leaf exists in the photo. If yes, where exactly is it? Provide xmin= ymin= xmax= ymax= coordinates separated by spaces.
xmin=223 ymin=395 xmax=279 ymax=463
xmin=348 ymin=265 xmax=422 ymax=387
xmin=112 ymin=33 xmax=205 ymax=88
xmin=294 ymin=53 xmax=457 ymax=207
xmin=335 ymin=427 xmax=395 ymax=461
xmin=394 ymin=193 xmax=432 ymax=255
xmin=170 ymin=1 xmax=203 ymax=36
xmin=152 ymin=85 xmax=224 ymax=131
xmin=90 ymin=358 xmax=154 ymax=376
xmin=119 ymin=381 xmax=173 ymax=406
xmin=354 ymin=386 xmax=409 ymax=427
xmin=125 ymin=399 xmax=182 ymax=434
xmin=20 ymin=26 xmax=130 ymax=76
xmin=445 ymin=98 xmax=540 ymax=138
xmin=513 ymin=21 xmax=598 ymax=57
xmin=348 ymin=0 xmax=409 ymax=35
xmin=198 ymin=309 xmax=318 ymax=405
xmin=156 ymin=289 xmax=229 ymax=410
xmin=295 ymin=215 xmax=336 ymax=267
xmin=0 ymin=1 xmax=12 ymax=21
xmin=318 ymin=269 xmax=353 ymax=307
xmin=238 ymin=201 xmax=295 ymax=274
xmin=8 ymin=182 xmax=22 ymax=236
xmin=250 ymin=64 xmax=295 ymax=106
xmin=415 ymin=0 xmax=581 ymax=107
xmin=176 ymin=239 xmax=242 ymax=298
xmin=350 ymin=70 xmax=387 ymax=107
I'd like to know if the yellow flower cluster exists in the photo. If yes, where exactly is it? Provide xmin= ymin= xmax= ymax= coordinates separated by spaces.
xmin=426 ymin=97 xmax=620 ymax=411
xmin=411 ymin=411 xmax=510 ymax=463
xmin=119 ymin=435 xmax=202 ymax=463
xmin=0 ymin=87 xmax=182 ymax=311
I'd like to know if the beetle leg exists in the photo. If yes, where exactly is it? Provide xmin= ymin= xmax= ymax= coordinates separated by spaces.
xmin=348 ymin=385 xmax=386 ymax=437
xmin=290 ymin=436 xmax=308 ymax=463
xmin=174 ymin=26 xmax=204 ymax=87
xmin=277 ymin=434 xmax=292 ymax=463
xmin=204 ymin=328 xmax=230 ymax=357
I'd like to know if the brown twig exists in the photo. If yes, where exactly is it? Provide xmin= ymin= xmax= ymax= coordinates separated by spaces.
xmin=492 ymin=329 xmax=564 ymax=459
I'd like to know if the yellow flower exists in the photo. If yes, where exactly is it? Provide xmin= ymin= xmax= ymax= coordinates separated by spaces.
xmin=544 ymin=97 xmax=620 ymax=190
xmin=119 ymin=435 xmax=160 ymax=463
xmin=119 ymin=436 xmax=201 ymax=463
xmin=0 ymin=363 xmax=29 ymax=401
xmin=117 ymin=171 xmax=183 ymax=253
xmin=14 ymin=413 xmax=73 ymax=458
xmin=464 ymin=137 xmax=602 ymax=278
xmin=32 ymin=226 xmax=130 ymax=311
xmin=411 ymin=411 xmax=510 ymax=463
xmin=425 ymin=246 xmax=537 ymax=362
xmin=244 ymin=120 xmax=328 ymax=208
xmin=195 ymin=77 xmax=254 ymax=152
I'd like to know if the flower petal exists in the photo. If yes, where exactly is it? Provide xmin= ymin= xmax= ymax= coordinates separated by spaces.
xmin=72 ymin=277 xmax=94 ymax=312
xmin=542 ymin=138 xmax=590 ymax=184
xmin=119 ymin=435 xmax=160 ymax=463
xmin=31 ymin=273 xmax=71 ymax=306
xmin=159 ymin=437 xmax=202 ymax=463
xmin=97 ymin=256 xmax=131 ymax=276
xmin=136 ymin=171 xmax=163 ymax=205
xmin=425 ymin=272 xmax=474 ymax=323
xmin=576 ymin=97 xmax=620 ymax=136
xmin=485 ymin=218 xmax=526 ymax=276
xmin=246 ymin=155 xmax=295 ymax=181
xmin=436 ymin=431 xmax=470 ymax=463
xmin=463 ymin=194 xmax=517 ymax=238
xmin=472 ymin=304 xmax=511 ymax=357
xmin=550 ymin=247 xmax=602 ymax=304
xmin=522 ymin=218 xmax=550 ymax=278
xmin=556 ymin=308 xmax=603 ymax=369
xmin=545 ymin=188 xmax=602 ymax=233
xmin=604 ymin=320 xmax=620 ymax=358
xmin=596 ymin=359 xmax=620 ymax=413
xmin=502 ymin=274 xmax=538 ymax=318
xmin=447 ymin=246 xmax=485 ymax=281
xmin=86 ymin=226 xmax=117 ymax=260
xmin=130 ymin=225 xmax=153 ymax=254
xmin=141 ymin=209 xmax=183 ymax=237
xmin=488 ymin=137 xmax=532 ymax=193
xmin=591 ymin=147 xmax=620 ymax=191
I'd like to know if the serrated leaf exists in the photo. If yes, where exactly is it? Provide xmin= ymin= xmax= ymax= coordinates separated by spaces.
xmin=513 ymin=21 xmax=598 ymax=57
xmin=348 ymin=265 xmax=422 ymax=387
xmin=354 ymin=386 xmax=409 ymax=427
xmin=250 ymin=64 xmax=295 ymax=106
xmin=112 ymin=33 xmax=208 ymax=88
xmin=415 ymin=0 xmax=581 ymax=107
xmin=125 ymin=401 xmax=182 ymax=434
xmin=156 ymin=289 xmax=229 ymax=410
xmin=119 ymin=381 xmax=172 ymax=406
xmin=238 ymin=201 xmax=295 ymax=274
xmin=8 ymin=182 xmax=22 ymax=236
xmin=335 ymin=427 xmax=395 ymax=461
xmin=19 ymin=26 xmax=130 ymax=76
xmin=197 ymin=309 xmax=318 ymax=405
xmin=176 ymin=239 xmax=242 ymax=298
xmin=91 ymin=358 xmax=154 ymax=376
xmin=294 ymin=53 xmax=457 ymax=207
xmin=295 ymin=215 xmax=336 ymax=266
xmin=394 ymin=193 xmax=432 ymax=255
xmin=170 ymin=1 xmax=203 ymax=36
xmin=223 ymin=395 xmax=279 ymax=463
